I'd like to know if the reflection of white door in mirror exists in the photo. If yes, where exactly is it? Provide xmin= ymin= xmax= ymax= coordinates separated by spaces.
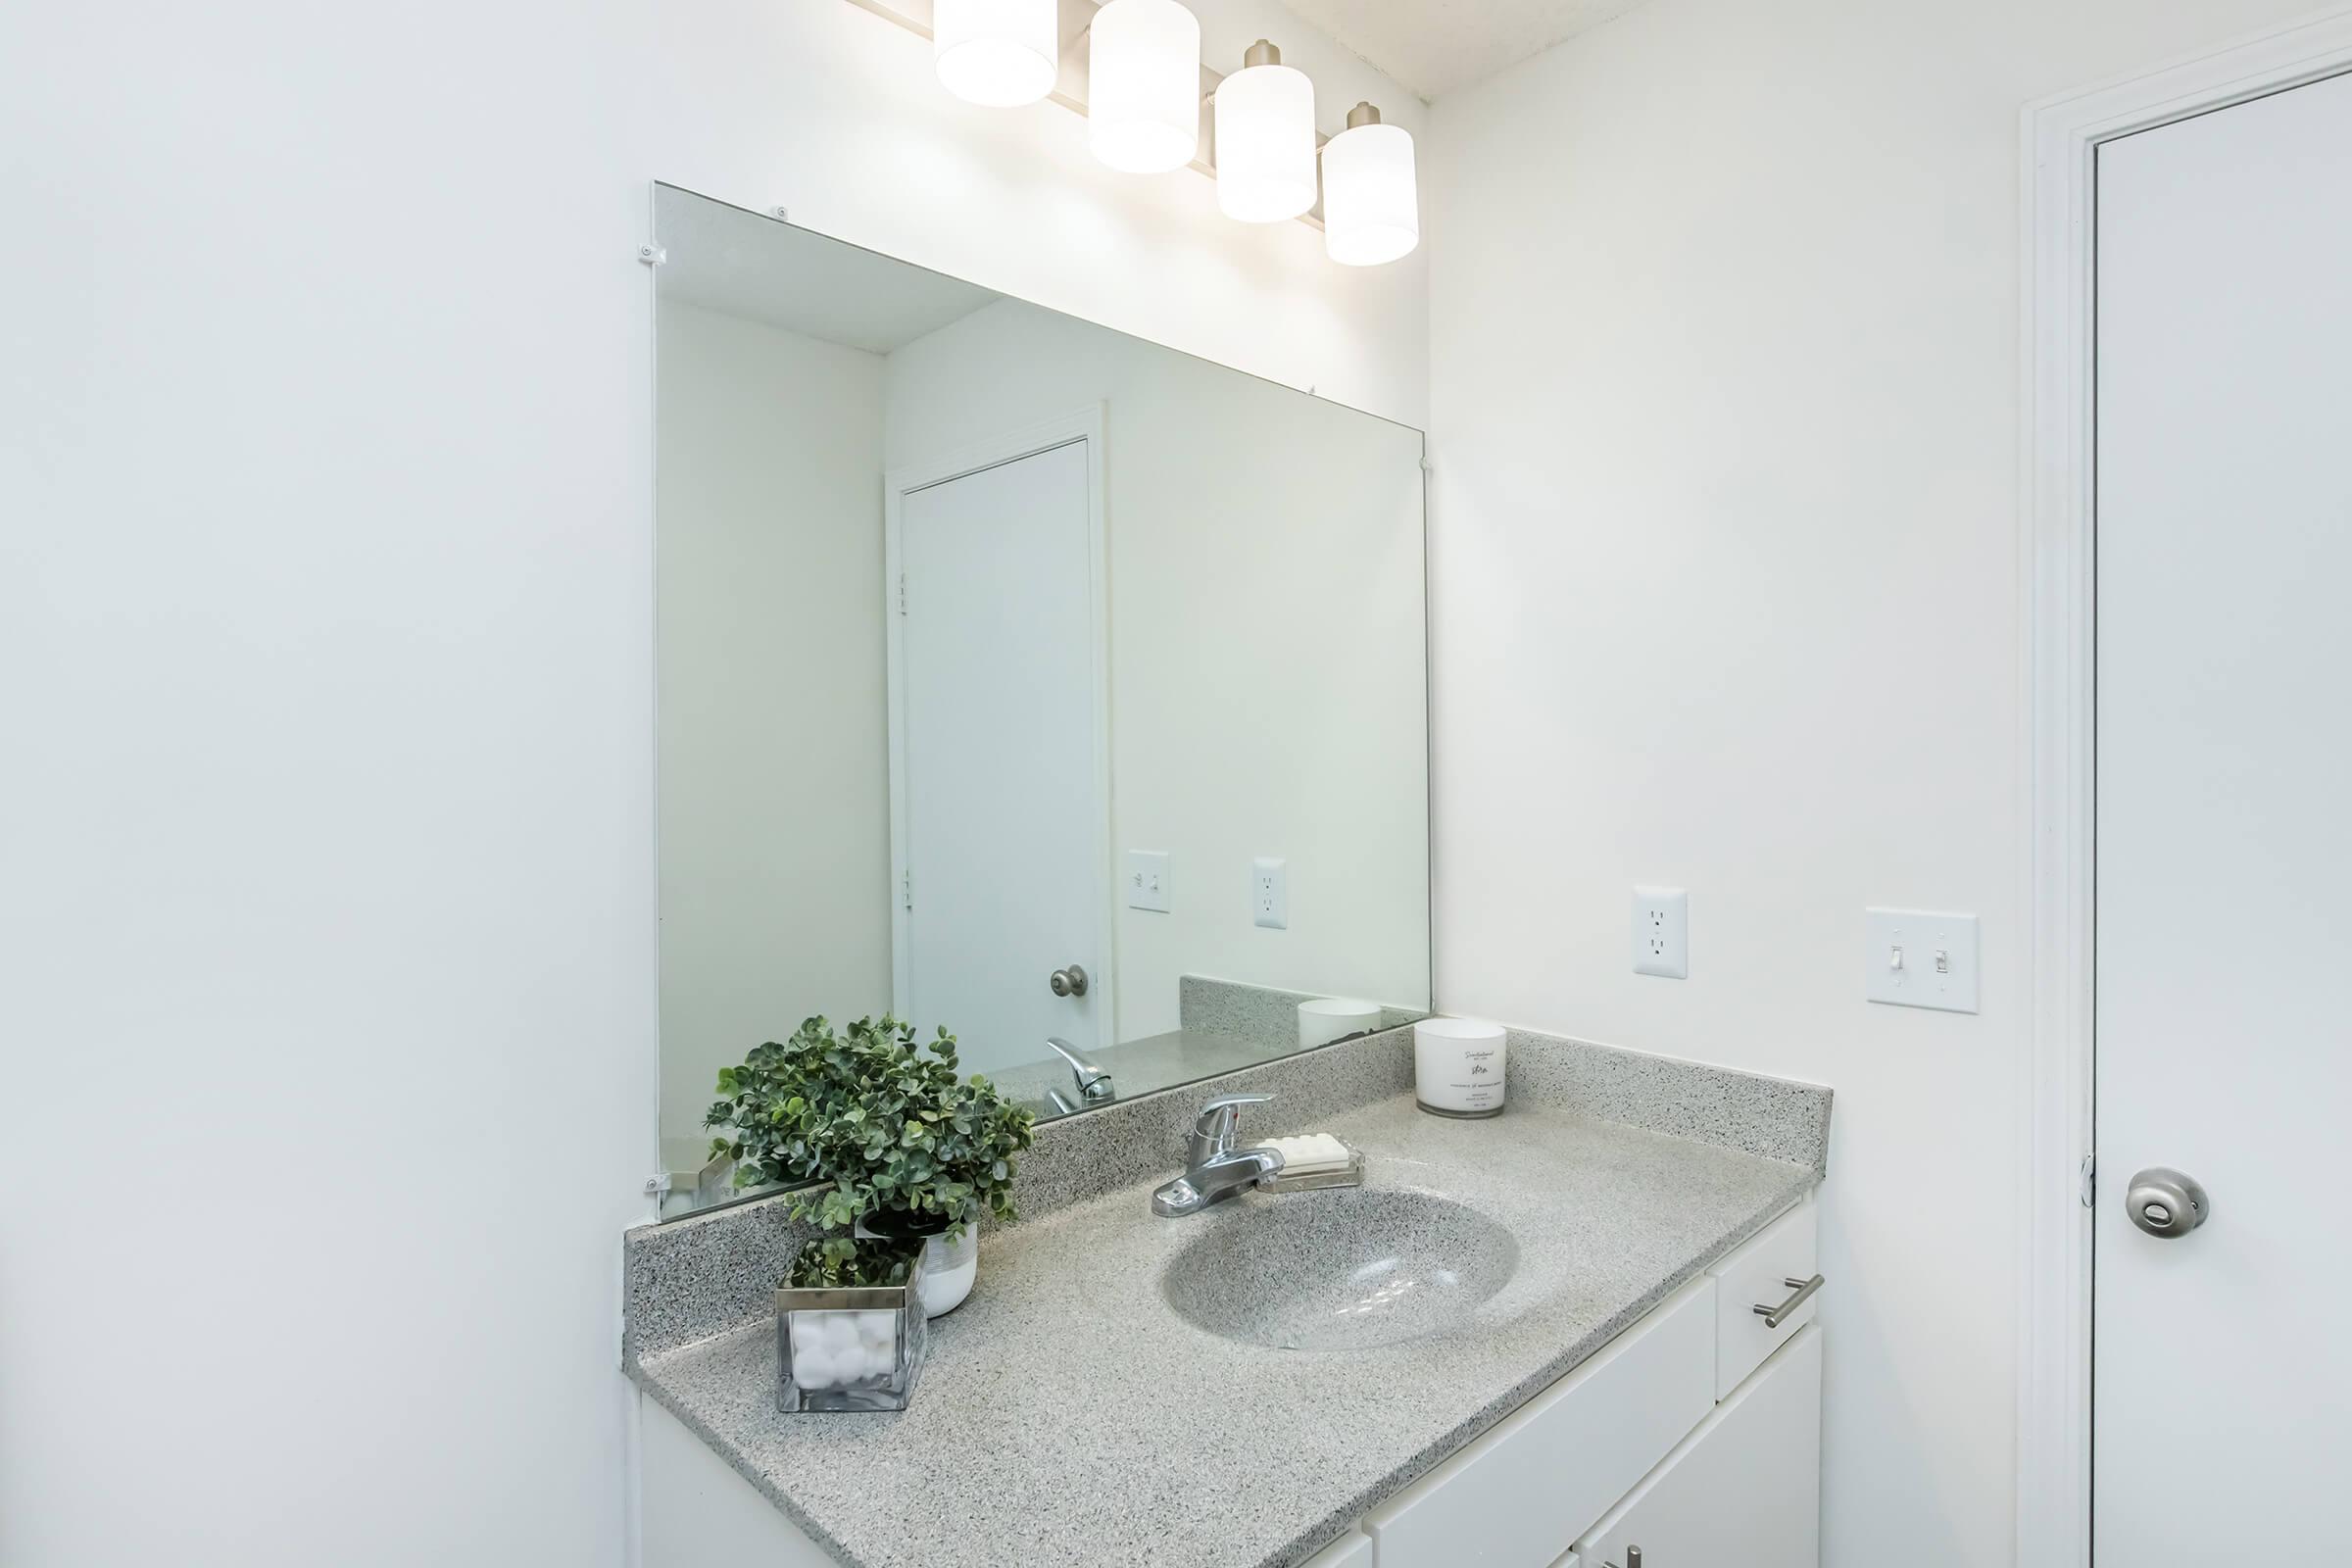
xmin=887 ymin=416 xmax=1109 ymax=1079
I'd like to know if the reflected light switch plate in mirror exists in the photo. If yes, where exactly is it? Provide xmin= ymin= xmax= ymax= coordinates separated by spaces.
xmin=1865 ymin=907 xmax=1980 ymax=1013
xmin=1126 ymin=850 xmax=1171 ymax=912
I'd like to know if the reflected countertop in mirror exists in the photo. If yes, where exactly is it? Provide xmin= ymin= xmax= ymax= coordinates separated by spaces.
xmin=650 ymin=184 xmax=1431 ymax=1215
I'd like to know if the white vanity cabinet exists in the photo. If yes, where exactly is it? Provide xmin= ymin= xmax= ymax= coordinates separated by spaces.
xmin=1572 ymin=1326 xmax=1822 ymax=1568
xmin=1358 ymin=1199 xmax=1823 ymax=1568
xmin=1360 ymin=1278 xmax=1716 ymax=1567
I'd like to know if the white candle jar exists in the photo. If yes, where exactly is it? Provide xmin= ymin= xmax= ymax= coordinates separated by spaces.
xmin=1414 ymin=1017 xmax=1507 ymax=1118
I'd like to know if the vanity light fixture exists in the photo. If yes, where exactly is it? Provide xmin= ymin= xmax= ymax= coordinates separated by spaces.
xmin=1320 ymin=102 xmax=1419 ymax=266
xmin=1212 ymin=39 xmax=1318 ymax=223
xmin=852 ymin=0 xmax=1426 ymax=265
xmin=933 ymin=0 xmax=1059 ymax=108
xmin=1087 ymin=0 xmax=1200 ymax=173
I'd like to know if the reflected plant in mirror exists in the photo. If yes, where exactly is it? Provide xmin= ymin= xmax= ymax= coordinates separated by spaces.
xmin=652 ymin=183 xmax=1432 ymax=1217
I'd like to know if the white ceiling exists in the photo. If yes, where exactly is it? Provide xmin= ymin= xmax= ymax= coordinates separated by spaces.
xmin=653 ymin=186 xmax=998 ymax=355
xmin=1277 ymin=0 xmax=1651 ymax=101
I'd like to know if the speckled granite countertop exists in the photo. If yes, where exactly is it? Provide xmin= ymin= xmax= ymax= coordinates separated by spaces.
xmin=630 ymin=1093 xmax=1817 ymax=1568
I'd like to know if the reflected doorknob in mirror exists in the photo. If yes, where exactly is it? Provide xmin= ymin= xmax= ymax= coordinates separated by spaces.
xmin=1048 ymin=963 xmax=1089 ymax=998
xmin=2125 ymin=1166 xmax=2209 ymax=1238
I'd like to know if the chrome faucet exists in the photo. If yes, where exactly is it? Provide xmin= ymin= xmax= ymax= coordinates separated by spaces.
xmin=1151 ymin=1094 xmax=1286 ymax=1217
xmin=1045 ymin=1037 xmax=1115 ymax=1103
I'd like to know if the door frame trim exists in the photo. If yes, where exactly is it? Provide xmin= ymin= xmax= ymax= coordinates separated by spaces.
xmin=882 ymin=404 xmax=1115 ymax=1053
xmin=2019 ymin=12 xmax=2352 ymax=1564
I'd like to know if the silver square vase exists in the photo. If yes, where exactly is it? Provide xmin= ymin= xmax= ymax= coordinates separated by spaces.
xmin=774 ymin=1281 xmax=928 ymax=1413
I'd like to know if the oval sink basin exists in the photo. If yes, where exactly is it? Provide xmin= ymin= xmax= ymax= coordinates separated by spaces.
xmin=1160 ymin=1189 xmax=1519 ymax=1351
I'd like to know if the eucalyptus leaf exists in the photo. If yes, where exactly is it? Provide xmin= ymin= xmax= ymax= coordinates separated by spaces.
xmin=703 ymin=1013 xmax=1036 ymax=1239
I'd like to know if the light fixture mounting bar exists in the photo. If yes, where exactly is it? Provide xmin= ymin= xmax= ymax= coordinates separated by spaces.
xmin=840 ymin=0 xmax=1331 ymax=229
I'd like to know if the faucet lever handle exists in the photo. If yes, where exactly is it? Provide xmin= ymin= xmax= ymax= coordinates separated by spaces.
xmin=1196 ymin=1092 xmax=1271 ymax=1125
xmin=1192 ymin=1093 xmax=1272 ymax=1154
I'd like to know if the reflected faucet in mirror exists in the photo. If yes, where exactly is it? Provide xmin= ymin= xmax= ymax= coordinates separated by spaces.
xmin=1045 ymin=1037 xmax=1115 ymax=1103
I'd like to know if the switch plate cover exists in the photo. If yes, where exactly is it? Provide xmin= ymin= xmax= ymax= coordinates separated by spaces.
xmin=1865 ymin=908 xmax=1980 ymax=1013
xmin=1632 ymin=887 xmax=1690 ymax=978
xmin=1125 ymin=850 xmax=1171 ymax=913
xmin=1251 ymin=858 xmax=1288 ymax=930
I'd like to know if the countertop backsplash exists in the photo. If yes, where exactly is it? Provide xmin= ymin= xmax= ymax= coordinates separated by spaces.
xmin=621 ymin=1020 xmax=1830 ymax=1367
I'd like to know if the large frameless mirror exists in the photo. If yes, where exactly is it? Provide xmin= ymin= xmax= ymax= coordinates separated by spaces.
xmin=653 ymin=184 xmax=1430 ymax=1215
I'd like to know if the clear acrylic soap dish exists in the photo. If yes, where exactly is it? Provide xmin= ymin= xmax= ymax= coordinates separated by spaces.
xmin=1257 ymin=1143 xmax=1366 ymax=1194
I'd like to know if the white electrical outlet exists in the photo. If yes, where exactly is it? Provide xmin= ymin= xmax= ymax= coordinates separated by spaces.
xmin=1865 ymin=908 xmax=1980 ymax=1013
xmin=1251 ymin=858 xmax=1288 ymax=930
xmin=1632 ymin=886 xmax=1690 ymax=978
xmin=1125 ymin=850 xmax=1171 ymax=913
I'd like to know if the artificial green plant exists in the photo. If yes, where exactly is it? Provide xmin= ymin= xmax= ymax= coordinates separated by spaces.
xmin=706 ymin=1014 xmax=1036 ymax=1287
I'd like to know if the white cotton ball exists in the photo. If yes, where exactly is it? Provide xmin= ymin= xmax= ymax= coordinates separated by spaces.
xmin=857 ymin=1310 xmax=894 ymax=1348
xmin=818 ymin=1314 xmax=859 ymax=1353
xmin=792 ymin=1348 xmax=838 ymax=1391
xmin=789 ymin=1315 xmax=824 ymax=1353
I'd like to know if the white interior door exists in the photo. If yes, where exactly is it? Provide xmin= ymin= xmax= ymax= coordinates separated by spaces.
xmin=894 ymin=436 xmax=1102 ymax=1076
xmin=2094 ymin=69 xmax=2352 ymax=1562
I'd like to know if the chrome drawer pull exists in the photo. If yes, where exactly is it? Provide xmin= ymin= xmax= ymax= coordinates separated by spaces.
xmin=1604 ymin=1549 xmax=1642 ymax=1568
xmin=1752 ymin=1274 xmax=1824 ymax=1329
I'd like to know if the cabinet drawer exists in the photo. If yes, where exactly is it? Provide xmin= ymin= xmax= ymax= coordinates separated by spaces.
xmin=1364 ymin=1277 xmax=1715 ymax=1568
xmin=1573 ymin=1325 xmax=1823 ymax=1568
xmin=1705 ymin=1200 xmax=1818 ymax=1399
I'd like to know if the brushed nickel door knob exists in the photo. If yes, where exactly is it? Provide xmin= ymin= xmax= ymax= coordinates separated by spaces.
xmin=2125 ymin=1166 xmax=2209 ymax=1238
xmin=1048 ymin=963 xmax=1089 ymax=998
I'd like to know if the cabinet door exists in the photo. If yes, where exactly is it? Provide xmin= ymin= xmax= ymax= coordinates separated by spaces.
xmin=1572 ymin=1326 xmax=1821 ymax=1568
xmin=1365 ymin=1279 xmax=1715 ymax=1568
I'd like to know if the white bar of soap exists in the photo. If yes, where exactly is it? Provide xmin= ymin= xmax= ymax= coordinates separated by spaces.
xmin=1265 ymin=1133 xmax=1351 ymax=1175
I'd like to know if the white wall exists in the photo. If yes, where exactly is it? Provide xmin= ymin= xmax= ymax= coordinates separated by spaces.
xmin=884 ymin=300 xmax=1430 ymax=1040
xmin=1422 ymin=2 xmax=2320 ymax=1563
xmin=0 ymin=3 xmax=654 ymax=1563
xmin=656 ymin=301 xmax=892 ymax=1158
xmin=1 ymin=1 xmax=1426 ymax=1564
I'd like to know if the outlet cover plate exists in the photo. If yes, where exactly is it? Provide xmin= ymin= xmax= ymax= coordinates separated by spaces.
xmin=1632 ymin=886 xmax=1689 ymax=978
xmin=1865 ymin=908 xmax=1980 ymax=1013
xmin=1125 ymin=850 xmax=1171 ymax=913
xmin=1251 ymin=858 xmax=1288 ymax=930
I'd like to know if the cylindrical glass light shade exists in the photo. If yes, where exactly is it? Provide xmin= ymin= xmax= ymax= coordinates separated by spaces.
xmin=1213 ymin=42 xmax=1317 ymax=223
xmin=1088 ymin=0 xmax=1201 ymax=173
xmin=1322 ymin=112 xmax=1419 ymax=266
xmin=933 ymin=0 xmax=1057 ymax=108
